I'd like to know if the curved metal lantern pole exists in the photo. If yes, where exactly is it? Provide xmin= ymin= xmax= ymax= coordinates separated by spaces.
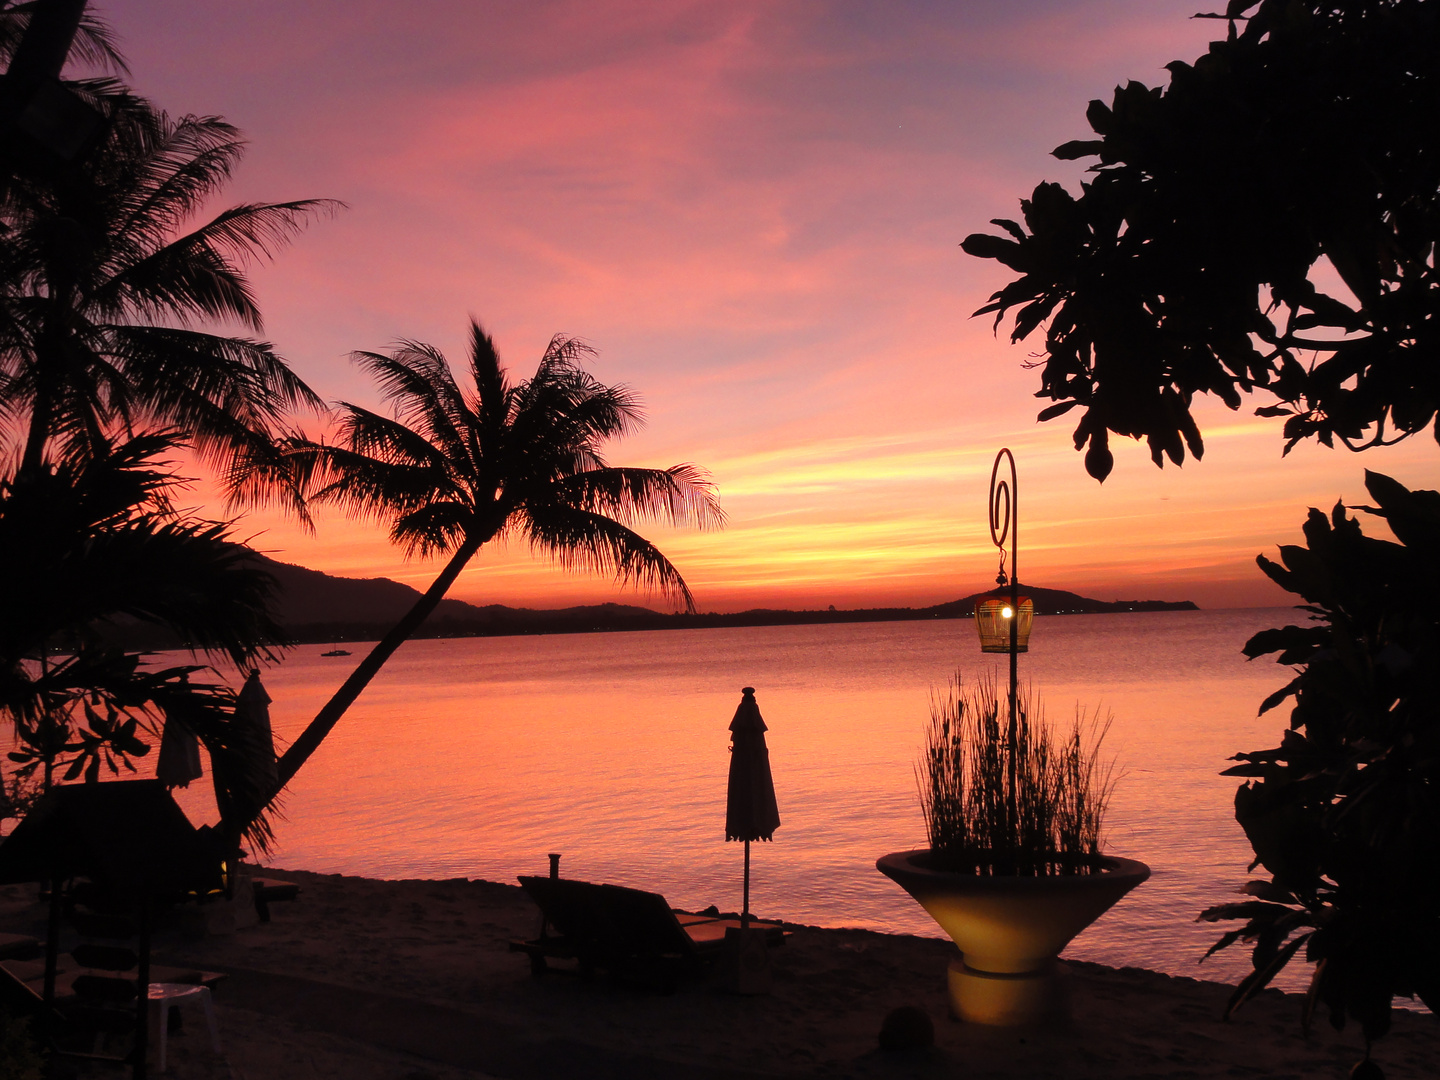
xmin=988 ymin=449 xmax=1020 ymax=840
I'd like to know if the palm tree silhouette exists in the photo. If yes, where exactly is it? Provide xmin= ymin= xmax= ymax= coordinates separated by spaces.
xmin=0 ymin=7 xmax=323 ymax=847
xmin=1 ymin=93 xmax=335 ymax=475
xmin=263 ymin=321 xmax=723 ymax=789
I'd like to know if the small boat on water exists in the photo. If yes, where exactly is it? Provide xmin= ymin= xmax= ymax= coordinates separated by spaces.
xmin=320 ymin=649 xmax=352 ymax=657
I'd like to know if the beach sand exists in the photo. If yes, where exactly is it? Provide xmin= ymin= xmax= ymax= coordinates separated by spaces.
xmin=3 ymin=869 xmax=1435 ymax=1079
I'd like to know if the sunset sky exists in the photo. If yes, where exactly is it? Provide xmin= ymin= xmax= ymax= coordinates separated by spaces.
xmin=103 ymin=1 xmax=1434 ymax=612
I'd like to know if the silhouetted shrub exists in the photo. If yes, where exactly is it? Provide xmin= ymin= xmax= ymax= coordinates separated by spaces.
xmin=1200 ymin=472 xmax=1440 ymax=1045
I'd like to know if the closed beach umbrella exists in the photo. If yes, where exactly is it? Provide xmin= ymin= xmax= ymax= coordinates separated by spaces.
xmin=726 ymin=687 xmax=780 ymax=926
xmin=156 ymin=719 xmax=203 ymax=789
xmin=235 ymin=670 xmax=280 ymax=798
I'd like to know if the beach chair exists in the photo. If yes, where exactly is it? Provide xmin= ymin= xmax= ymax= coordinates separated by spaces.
xmin=511 ymin=876 xmax=784 ymax=990
xmin=251 ymin=876 xmax=301 ymax=922
xmin=0 ymin=783 xmax=230 ymax=1075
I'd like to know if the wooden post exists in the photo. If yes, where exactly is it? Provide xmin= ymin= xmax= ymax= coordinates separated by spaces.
xmin=742 ymin=840 xmax=751 ymax=931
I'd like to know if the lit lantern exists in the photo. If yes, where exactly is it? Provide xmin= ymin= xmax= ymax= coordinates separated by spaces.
xmin=974 ymin=593 xmax=1034 ymax=653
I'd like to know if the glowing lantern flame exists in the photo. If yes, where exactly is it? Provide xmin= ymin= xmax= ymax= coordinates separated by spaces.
xmin=974 ymin=595 xmax=1033 ymax=653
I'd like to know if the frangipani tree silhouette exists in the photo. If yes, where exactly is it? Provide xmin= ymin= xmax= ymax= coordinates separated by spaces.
xmin=962 ymin=1 xmax=1440 ymax=482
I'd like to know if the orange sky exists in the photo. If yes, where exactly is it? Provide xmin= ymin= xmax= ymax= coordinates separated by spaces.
xmin=110 ymin=1 xmax=1436 ymax=612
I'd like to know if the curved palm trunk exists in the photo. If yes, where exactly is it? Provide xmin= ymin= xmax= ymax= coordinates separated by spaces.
xmin=272 ymin=535 xmax=483 ymax=789
xmin=21 ymin=406 xmax=52 ymax=477
xmin=21 ymin=318 xmax=66 ymax=477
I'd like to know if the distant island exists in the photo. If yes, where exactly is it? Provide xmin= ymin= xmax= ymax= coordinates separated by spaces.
xmin=185 ymin=554 xmax=1198 ymax=646
xmin=109 ymin=553 xmax=1198 ymax=649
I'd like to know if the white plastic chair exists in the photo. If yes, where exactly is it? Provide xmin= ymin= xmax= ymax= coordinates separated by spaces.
xmin=147 ymin=982 xmax=222 ymax=1072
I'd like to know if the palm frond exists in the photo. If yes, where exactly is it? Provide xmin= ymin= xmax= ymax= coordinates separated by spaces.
xmin=549 ymin=464 xmax=724 ymax=529
xmin=528 ymin=391 xmax=640 ymax=461
xmin=534 ymin=333 xmax=599 ymax=380
xmin=109 ymin=325 xmax=322 ymax=416
xmin=0 ymin=434 xmax=282 ymax=668
xmin=80 ymin=522 xmax=282 ymax=665
xmin=333 ymin=404 xmax=456 ymax=476
xmin=0 ymin=2 xmax=129 ymax=75
xmin=104 ymin=325 xmax=322 ymax=471
xmin=352 ymin=344 xmax=473 ymax=464
xmin=222 ymin=428 xmax=315 ymax=526
xmin=511 ymin=341 xmax=640 ymax=441
xmin=391 ymin=501 xmax=486 ymax=558
xmin=284 ymin=437 xmax=460 ymax=543
xmin=72 ymin=5 xmax=128 ymax=74
xmin=100 ymin=200 xmax=338 ymax=329
xmin=466 ymin=319 xmax=508 ymax=437
xmin=522 ymin=504 xmax=697 ymax=612
xmin=194 ymin=200 xmax=342 ymax=265
xmin=107 ymin=115 xmax=250 ymax=255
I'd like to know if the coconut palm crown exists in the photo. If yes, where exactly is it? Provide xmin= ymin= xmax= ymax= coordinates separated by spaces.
xmin=260 ymin=320 xmax=723 ymax=789
xmin=0 ymin=89 xmax=335 ymax=474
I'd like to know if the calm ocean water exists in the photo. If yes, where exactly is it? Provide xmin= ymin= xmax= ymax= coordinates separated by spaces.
xmin=166 ymin=608 xmax=1304 ymax=989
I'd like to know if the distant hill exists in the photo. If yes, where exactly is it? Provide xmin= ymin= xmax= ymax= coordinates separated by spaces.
xmin=255 ymin=554 xmax=492 ymax=627
xmin=936 ymin=584 xmax=1198 ymax=618
xmin=248 ymin=553 xmax=661 ymax=642
xmin=108 ymin=553 xmax=1198 ymax=649
xmin=247 ymin=556 xmax=1197 ymax=644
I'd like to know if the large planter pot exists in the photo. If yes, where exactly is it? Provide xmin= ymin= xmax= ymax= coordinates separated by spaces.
xmin=876 ymin=850 xmax=1150 ymax=1025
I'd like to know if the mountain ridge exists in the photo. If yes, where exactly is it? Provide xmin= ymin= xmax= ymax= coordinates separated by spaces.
xmin=244 ymin=553 xmax=1199 ymax=644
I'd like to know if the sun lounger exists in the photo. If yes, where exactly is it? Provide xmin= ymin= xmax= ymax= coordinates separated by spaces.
xmin=511 ymin=876 xmax=784 ymax=989
xmin=251 ymin=876 xmax=301 ymax=922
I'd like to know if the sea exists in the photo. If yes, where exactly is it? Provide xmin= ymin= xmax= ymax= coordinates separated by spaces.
xmin=162 ymin=608 xmax=1308 ymax=990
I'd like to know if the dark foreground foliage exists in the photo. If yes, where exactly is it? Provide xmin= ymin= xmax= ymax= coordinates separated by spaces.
xmin=0 ymin=433 xmax=285 ymax=849
xmin=1199 ymin=472 xmax=1440 ymax=1042
xmin=0 ymin=3 xmax=327 ymax=850
xmin=963 ymin=1 xmax=1440 ymax=480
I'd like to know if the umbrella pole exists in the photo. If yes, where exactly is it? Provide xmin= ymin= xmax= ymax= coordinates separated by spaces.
xmin=742 ymin=839 xmax=751 ymax=931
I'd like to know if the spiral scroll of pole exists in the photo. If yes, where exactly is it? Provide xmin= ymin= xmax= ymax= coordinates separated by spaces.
xmin=989 ymin=448 xmax=1020 ymax=842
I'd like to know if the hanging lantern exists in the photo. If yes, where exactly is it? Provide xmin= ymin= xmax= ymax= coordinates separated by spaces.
xmin=974 ymin=592 xmax=1034 ymax=653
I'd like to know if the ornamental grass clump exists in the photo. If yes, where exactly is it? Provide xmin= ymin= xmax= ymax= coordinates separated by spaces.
xmin=919 ymin=671 xmax=1115 ymax=876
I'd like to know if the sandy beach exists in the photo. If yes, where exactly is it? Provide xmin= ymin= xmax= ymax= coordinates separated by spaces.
xmin=2 ymin=868 xmax=1436 ymax=1080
